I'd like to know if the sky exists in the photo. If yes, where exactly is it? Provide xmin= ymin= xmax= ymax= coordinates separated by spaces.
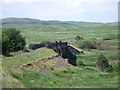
xmin=0 ymin=0 xmax=119 ymax=22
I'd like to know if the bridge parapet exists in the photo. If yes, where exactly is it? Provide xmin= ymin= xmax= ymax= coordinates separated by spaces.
xmin=29 ymin=41 xmax=84 ymax=55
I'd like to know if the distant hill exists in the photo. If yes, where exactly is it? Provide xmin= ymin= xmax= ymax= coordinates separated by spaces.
xmin=0 ymin=17 xmax=117 ymax=29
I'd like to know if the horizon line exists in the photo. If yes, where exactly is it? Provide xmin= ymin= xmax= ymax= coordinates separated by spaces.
xmin=0 ymin=17 xmax=118 ymax=23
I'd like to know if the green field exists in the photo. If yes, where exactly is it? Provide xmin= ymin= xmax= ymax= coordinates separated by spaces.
xmin=2 ymin=49 xmax=58 ymax=88
xmin=2 ymin=49 xmax=118 ymax=88
xmin=1 ymin=18 xmax=119 ymax=88
xmin=20 ymin=25 xmax=118 ymax=47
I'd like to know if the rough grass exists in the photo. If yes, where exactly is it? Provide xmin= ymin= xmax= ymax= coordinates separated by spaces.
xmin=101 ymin=39 xmax=118 ymax=48
xmin=11 ymin=68 xmax=118 ymax=88
xmin=2 ymin=49 xmax=58 ymax=73
xmin=7 ymin=48 xmax=118 ymax=88
xmin=2 ymin=25 xmax=118 ymax=88
xmin=21 ymin=25 xmax=118 ymax=46
xmin=31 ymin=56 xmax=78 ymax=72
xmin=2 ymin=49 xmax=58 ymax=88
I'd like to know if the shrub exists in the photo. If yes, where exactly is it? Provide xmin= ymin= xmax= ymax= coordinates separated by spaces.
xmin=67 ymin=67 xmax=71 ymax=70
xmin=77 ymin=60 xmax=85 ymax=66
xmin=43 ymin=64 xmax=47 ymax=68
xmin=2 ymin=28 xmax=26 ymax=55
xmin=103 ymin=34 xmax=118 ymax=40
xmin=11 ymin=73 xmax=22 ymax=80
xmin=50 ymin=67 xmax=54 ymax=71
xmin=79 ymin=41 xmax=100 ymax=49
xmin=63 ymin=70 xmax=67 ymax=73
xmin=53 ymin=72 xmax=66 ymax=77
xmin=62 ymin=48 xmax=76 ymax=66
xmin=99 ymin=73 xmax=109 ymax=78
xmin=54 ymin=72 xmax=60 ymax=76
xmin=62 ymin=69 xmax=76 ymax=74
xmin=75 ymin=35 xmax=84 ymax=41
xmin=106 ymin=64 xmax=114 ymax=72
xmin=96 ymin=54 xmax=109 ymax=72
xmin=86 ymin=67 xmax=94 ymax=70
xmin=92 ymin=38 xmax=97 ymax=40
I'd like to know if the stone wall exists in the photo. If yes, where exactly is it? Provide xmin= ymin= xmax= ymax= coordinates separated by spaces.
xmin=47 ymin=41 xmax=68 ymax=56
xmin=29 ymin=41 xmax=84 ymax=55
xmin=29 ymin=42 xmax=50 ymax=50
xmin=68 ymin=46 xmax=84 ymax=55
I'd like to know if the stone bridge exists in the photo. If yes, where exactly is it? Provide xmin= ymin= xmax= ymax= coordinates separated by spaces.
xmin=29 ymin=41 xmax=84 ymax=56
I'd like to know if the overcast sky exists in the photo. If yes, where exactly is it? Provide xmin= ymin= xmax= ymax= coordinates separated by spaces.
xmin=0 ymin=0 xmax=119 ymax=22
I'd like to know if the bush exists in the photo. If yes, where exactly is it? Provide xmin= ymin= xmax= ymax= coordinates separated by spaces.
xmin=106 ymin=64 xmax=114 ymax=72
xmin=62 ymin=48 xmax=76 ymax=66
xmin=2 ymin=28 xmax=26 ymax=55
xmin=62 ymin=69 xmax=76 ymax=74
xmin=77 ymin=40 xmax=111 ymax=50
xmin=84 ymin=67 xmax=95 ymax=71
xmin=67 ymin=67 xmax=71 ymax=70
xmin=50 ymin=67 xmax=54 ymax=70
xmin=99 ymin=73 xmax=109 ymax=78
xmin=53 ymin=72 xmax=67 ymax=77
xmin=79 ymin=40 xmax=100 ymax=49
xmin=77 ymin=60 xmax=85 ymax=66
xmin=103 ymin=34 xmax=118 ymax=40
xmin=11 ymin=73 xmax=22 ymax=80
xmin=96 ymin=54 xmax=109 ymax=72
xmin=75 ymin=35 xmax=84 ymax=41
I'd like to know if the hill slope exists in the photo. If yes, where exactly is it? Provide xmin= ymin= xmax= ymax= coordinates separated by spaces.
xmin=1 ymin=17 xmax=117 ymax=29
xmin=2 ymin=48 xmax=77 ymax=88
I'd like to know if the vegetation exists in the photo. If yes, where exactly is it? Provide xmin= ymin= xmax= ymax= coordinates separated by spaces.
xmin=103 ymin=34 xmax=118 ymax=40
xmin=2 ymin=28 xmax=26 ymax=56
xmin=76 ymin=60 xmax=85 ymax=66
xmin=96 ymin=54 xmax=109 ymax=72
xmin=106 ymin=64 xmax=114 ymax=72
xmin=1 ymin=18 xmax=118 ymax=88
xmin=75 ymin=35 xmax=84 ymax=41
xmin=2 ymin=49 xmax=58 ymax=73
xmin=77 ymin=40 xmax=100 ymax=49
xmin=11 ymin=68 xmax=118 ymax=88
xmin=62 ymin=48 xmax=76 ymax=66
xmin=2 ymin=49 xmax=58 ymax=88
xmin=2 ymin=17 xmax=117 ymax=29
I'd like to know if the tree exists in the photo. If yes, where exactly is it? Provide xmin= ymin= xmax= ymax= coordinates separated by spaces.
xmin=2 ymin=28 xmax=26 ymax=55
xmin=96 ymin=54 xmax=109 ymax=72
xmin=75 ymin=35 xmax=84 ymax=41
xmin=62 ymin=48 xmax=76 ymax=66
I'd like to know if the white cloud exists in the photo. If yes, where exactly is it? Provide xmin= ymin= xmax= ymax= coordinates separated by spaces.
xmin=1 ymin=0 xmax=118 ymax=22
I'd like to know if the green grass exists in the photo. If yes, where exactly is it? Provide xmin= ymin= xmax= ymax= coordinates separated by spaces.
xmin=5 ymin=48 xmax=118 ymax=88
xmin=76 ymin=55 xmax=97 ymax=66
xmin=11 ymin=69 xmax=65 ymax=88
xmin=90 ymin=50 xmax=118 ymax=60
xmin=103 ymin=34 xmax=118 ymax=40
xmin=20 ymin=25 xmax=118 ymax=47
xmin=2 ymin=49 xmax=58 ymax=88
xmin=2 ymin=49 xmax=58 ymax=73
xmin=101 ymin=40 xmax=118 ymax=48
xmin=11 ymin=68 xmax=118 ymax=88
xmin=1 ymin=21 xmax=119 ymax=88
xmin=76 ymin=49 xmax=118 ymax=66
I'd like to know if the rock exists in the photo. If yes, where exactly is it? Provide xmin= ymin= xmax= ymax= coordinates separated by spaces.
xmin=29 ymin=80 xmax=36 ymax=83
